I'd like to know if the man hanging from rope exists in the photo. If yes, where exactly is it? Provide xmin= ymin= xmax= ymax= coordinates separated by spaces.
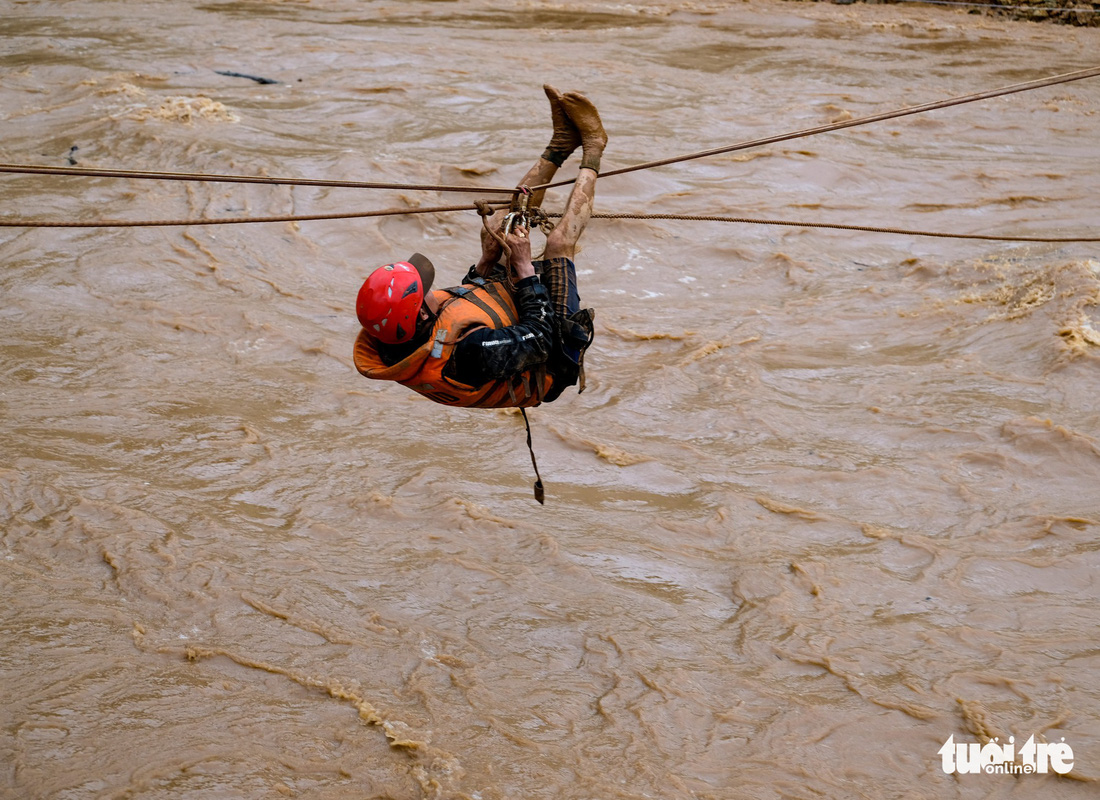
xmin=352 ymin=85 xmax=606 ymax=408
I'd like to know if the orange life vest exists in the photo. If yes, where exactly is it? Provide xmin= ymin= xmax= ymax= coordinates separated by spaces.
xmin=352 ymin=280 xmax=555 ymax=408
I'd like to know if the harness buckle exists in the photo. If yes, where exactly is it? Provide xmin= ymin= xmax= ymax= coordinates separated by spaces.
xmin=430 ymin=328 xmax=448 ymax=359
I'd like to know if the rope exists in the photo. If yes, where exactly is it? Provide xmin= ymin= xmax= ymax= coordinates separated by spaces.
xmin=520 ymin=408 xmax=546 ymax=505
xmin=4 ymin=205 xmax=1092 ymax=242
xmin=0 ymin=202 xmax=510 ymax=228
xmin=0 ymin=163 xmax=516 ymax=195
xmin=531 ymin=65 xmax=1100 ymax=191
xmin=581 ymin=212 xmax=1100 ymax=242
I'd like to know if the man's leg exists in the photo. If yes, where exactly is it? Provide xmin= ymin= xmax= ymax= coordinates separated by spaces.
xmin=536 ymin=167 xmax=594 ymax=338
xmin=536 ymin=91 xmax=606 ymax=395
xmin=542 ymin=169 xmax=596 ymax=262
xmin=542 ymin=91 xmax=606 ymax=262
xmin=477 ymin=86 xmax=579 ymax=274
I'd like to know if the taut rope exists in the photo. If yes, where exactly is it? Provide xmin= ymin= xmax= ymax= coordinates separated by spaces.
xmin=2 ymin=205 xmax=1094 ymax=243
xmin=0 ymin=163 xmax=515 ymax=195
xmin=0 ymin=202 xmax=509 ymax=229
xmin=580 ymin=213 xmax=1100 ymax=243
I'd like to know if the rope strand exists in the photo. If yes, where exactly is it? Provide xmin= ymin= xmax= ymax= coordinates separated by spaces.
xmin=0 ymin=163 xmax=516 ymax=195
xmin=0 ymin=202 xmax=508 ymax=228
xmin=582 ymin=212 xmax=1100 ymax=243
xmin=2 ymin=205 xmax=1093 ymax=242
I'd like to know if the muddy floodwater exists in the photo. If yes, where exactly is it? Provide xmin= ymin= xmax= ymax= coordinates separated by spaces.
xmin=3 ymin=1 xmax=1100 ymax=798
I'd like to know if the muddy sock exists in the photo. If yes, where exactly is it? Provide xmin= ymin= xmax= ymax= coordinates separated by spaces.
xmin=541 ymin=147 xmax=571 ymax=167
xmin=560 ymin=91 xmax=607 ymax=175
xmin=543 ymin=84 xmax=581 ymax=165
xmin=579 ymin=151 xmax=602 ymax=174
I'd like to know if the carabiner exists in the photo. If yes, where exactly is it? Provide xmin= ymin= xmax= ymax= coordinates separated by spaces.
xmin=502 ymin=211 xmax=522 ymax=236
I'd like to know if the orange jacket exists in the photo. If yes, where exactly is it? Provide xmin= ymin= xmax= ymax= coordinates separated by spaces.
xmin=353 ymin=281 xmax=554 ymax=408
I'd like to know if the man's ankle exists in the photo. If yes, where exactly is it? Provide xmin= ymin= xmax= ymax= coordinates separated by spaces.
xmin=579 ymin=151 xmax=602 ymax=174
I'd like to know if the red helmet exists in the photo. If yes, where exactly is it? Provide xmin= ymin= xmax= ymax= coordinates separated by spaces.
xmin=356 ymin=261 xmax=426 ymax=345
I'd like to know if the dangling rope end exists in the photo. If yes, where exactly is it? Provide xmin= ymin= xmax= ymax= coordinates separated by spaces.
xmin=520 ymin=408 xmax=546 ymax=505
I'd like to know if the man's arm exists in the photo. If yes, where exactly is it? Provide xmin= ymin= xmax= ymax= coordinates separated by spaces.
xmin=448 ymin=227 xmax=555 ymax=385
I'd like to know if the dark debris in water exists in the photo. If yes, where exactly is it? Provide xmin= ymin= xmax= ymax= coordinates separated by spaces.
xmin=214 ymin=70 xmax=279 ymax=85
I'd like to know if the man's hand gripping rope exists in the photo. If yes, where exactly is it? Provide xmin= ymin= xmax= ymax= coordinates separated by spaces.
xmin=475 ymin=185 xmax=555 ymax=286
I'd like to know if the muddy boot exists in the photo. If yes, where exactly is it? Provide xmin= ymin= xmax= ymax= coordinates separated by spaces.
xmin=560 ymin=91 xmax=607 ymax=174
xmin=541 ymin=84 xmax=581 ymax=167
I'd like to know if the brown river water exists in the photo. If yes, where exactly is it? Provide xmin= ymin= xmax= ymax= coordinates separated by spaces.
xmin=3 ymin=1 xmax=1100 ymax=798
